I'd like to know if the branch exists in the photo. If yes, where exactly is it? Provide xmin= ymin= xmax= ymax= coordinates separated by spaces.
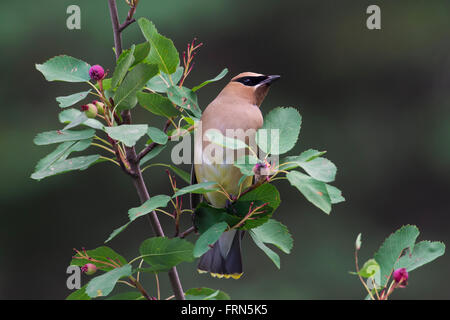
xmin=107 ymin=0 xmax=185 ymax=300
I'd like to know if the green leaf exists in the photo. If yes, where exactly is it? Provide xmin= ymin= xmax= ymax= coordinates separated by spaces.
xmin=140 ymin=144 xmax=167 ymax=166
xmin=147 ymin=127 xmax=168 ymax=145
xmin=86 ymin=264 xmax=132 ymax=298
xmin=193 ymin=222 xmax=228 ymax=258
xmin=58 ymin=109 xmax=104 ymax=130
xmin=139 ymin=237 xmax=194 ymax=272
xmin=70 ymin=246 xmax=128 ymax=272
xmin=192 ymin=68 xmax=228 ymax=92
xmin=256 ymin=107 xmax=302 ymax=155
xmin=56 ymin=90 xmax=91 ymax=108
xmin=104 ymin=124 xmax=148 ymax=147
xmin=249 ymin=219 xmax=293 ymax=269
xmin=111 ymin=45 xmax=135 ymax=88
xmin=107 ymin=292 xmax=143 ymax=300
xmin=326 ymin=184 xmax=345 ymax=204
xmin=114 ymin=63 xmax=158 ymax=111
xmin=33 ymin=129 xmax=95 ymax=145
xmin=34 ymin=139 xmax=92 ymax=172
xmin=233 ymin=183 xmax=281 ymax=229
xmin=395 ymin=240 xmax=445 ymax=272
xmin=66 ymin=285 xmax=91 ymax=300
xmin=137 ymin=92 xmax=181 ymax=118
xmin=128 ymin=195 xmax=172 ymax=223
xmin=36 ymin=55 xmax=91 ymax=82
xmin=173 ymin=182 xmax=220 ymax=198
xmin=185 ymin=287 xmax=230 ymax=300
xmin=373 ymin=225 xmax=420 ymax=287
xmin=250 ymin=219 xmax=293 ymax=254
xmin=146 ymin=66 xmax=183 ymax=93
xmin=205 ymin=130 xmax=249 ymax=150
xmin=166 ymin=86 xmax=201 ymax=118
xmin=105 ymin=195 xmax=172 ymax=242
xmin=358 ymin=259 xmax=380 ymax=278
xmin=117 ymin=42 xmax=151 ymax=69
xmin=286 ymin=171 xmax=331 ymax=214
xmin=138 ymin=18 xmax=180 ymax=74
xmin=250 ymin=231 xmax=280 ymax=269
xmin=193 ymin=203 xmax=241 ymax=233
xmin=31 ymin=155 xmax=101 ymax=180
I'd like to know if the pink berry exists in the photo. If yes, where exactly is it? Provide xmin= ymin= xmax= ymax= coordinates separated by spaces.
xmin=81 ymin=263 xmax=97 ymax=275
xmin=393 ymin=268 xmax=408 ymax=287
xmin=89 ymin=65 xmax=105 ymax=81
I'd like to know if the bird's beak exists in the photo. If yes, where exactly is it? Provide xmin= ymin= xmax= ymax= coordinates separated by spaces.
xmin=260 ymin=75 xmax=281 ymax=86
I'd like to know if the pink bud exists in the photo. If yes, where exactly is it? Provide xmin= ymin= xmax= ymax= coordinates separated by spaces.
xmin=89 ymin=65 xmax=105 ymax=81
xmin=81 ymin=263 xmax=97 ymax=275
xmin=393 ymin=268 xmax=408 ymax=287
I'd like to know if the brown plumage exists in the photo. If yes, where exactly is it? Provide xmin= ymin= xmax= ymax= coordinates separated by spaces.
xmin=193 ymin=72 xmax=280 ymax=279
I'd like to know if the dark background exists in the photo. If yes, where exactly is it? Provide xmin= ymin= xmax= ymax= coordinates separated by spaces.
xmin=1 ymin=0 xmax=449 ymax=299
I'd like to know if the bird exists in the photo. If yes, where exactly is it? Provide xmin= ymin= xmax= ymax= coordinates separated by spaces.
xmin=192 ymin=72 xmax=280 ymax=279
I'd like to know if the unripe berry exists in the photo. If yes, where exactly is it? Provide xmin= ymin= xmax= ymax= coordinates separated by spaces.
xmin=81 ymin=103 xmax=98 ymax=118
xmin=81 ymin=263 xmax=97 ymax=275
xmin=89 ymin=65 xmax=105 ymax=81
xmin=93 ymin=100 xmax=105 ymax=114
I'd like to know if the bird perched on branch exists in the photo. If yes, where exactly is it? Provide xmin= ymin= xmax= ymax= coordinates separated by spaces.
xmin=192 ymin=72 xmax=280 ymax=279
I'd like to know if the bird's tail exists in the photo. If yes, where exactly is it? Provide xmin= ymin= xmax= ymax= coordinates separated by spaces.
xmin=197 ymin=229 xmax=244 ymax=279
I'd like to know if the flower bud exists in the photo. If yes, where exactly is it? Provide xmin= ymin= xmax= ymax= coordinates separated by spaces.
xmin=89 ymin=65 xmax=105 ymax=81
xmin=253 ymin=160 xmax=273 ymax=182
xmin=93 ymin=100 xmax=105 ymax=114
xmin=393 ymin=268 xmax=408 ymax=287
xmin=81 ymin=263 xmax=97 ymax=275
xmin=81 ymin=103 xmax=98 ymax=118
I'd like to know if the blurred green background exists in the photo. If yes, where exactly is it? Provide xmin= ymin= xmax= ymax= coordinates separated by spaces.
xmin=1 ymin=0 xmax=449 ymax=299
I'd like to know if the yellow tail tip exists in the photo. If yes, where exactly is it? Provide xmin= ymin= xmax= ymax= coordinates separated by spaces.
xmin=197 ymin=269 xmax=243 ymax=279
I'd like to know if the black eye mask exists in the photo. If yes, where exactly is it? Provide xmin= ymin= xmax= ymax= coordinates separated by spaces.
xmin=233 ymin=75 xmax=268 ymax=86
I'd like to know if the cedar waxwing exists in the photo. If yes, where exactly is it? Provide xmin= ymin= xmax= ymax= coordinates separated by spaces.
xmin=192 ymin=72 xmax=280 ymax=279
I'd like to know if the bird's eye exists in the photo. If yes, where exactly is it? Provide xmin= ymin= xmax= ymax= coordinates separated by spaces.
xmin=234 ymin=76 xmax=267 ymax=86
xmin=243 ymin=78 xmax=251 ymax=85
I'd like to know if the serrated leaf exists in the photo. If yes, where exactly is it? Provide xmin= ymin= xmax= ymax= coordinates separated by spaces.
xmin=193 ymin=203 xmax=241 ymax=234
xmin=34 ymin=139 xmax=92 ymax=172
xmin=139 ymin=237 xmax=194 ymax=272
xmin=234 ymin=183 xmax=281 ymax=229
xmin=138 ymin=18 xmax=179 ymax=74
xmin=192 ymin=68 xmax=228 ymax=92
xmin=250 ymin=231 xmax=280 ymax=268
xmin=250 ymin=219 xmax=293 ymax=254
xmin=128 ymin=195 xmax=172 ymax=222
xmin=166 ymin=86 xmax=201 ymax=118
xmin=173 ymin=182 xmax=220 ymax=198
xmin=137 ymin=92 xmax=181 ymax=118
xmin=146 ymin=66 xmax=183 ymax=93
xmin=70 ymin=246 xmax=128 ymax=272
xmin=63 ymin=112 xmax=89 ymax=131
xmin=286 ymin=171 xmax=331 ymax=214
xmin=193 ymin=222 xmax=228 ymax=258
xmin=185 ymin=287 xmax=230 ymax=300
xmin=280 ymin=149 xmax=327 ymax=171
xmin=395 ymin=240 xmax=445 ymax=272
xmin=114 ymin=63 xmax=158 ymax=111
xmin=256 ymin=107 xmax=302 ymax=155
xmin=56 ymin=90 xmax=91 ymax=108
xmin=111 ymin=45 xmax=135 ymax=88
xmin=104 ymin=124 xmax=148 ymax=147
xmin=373 ymin=225 xmax=420 ymax=287
xmin=58 ymin=109 xmax=104 ymax=130
xmin=326 ymin=184 xmax=345 ymax=204
xmin=36 ymin=55 xmax=91 ymax=82
xmin=147 ymin=126 xmax=168 ymax=145
xmin=117 ymin=42 xmax=151 ymax=69
xmin=31 ymin=155 xmax=101 ymax=180
xmin=34 ymin=129 xmax=95 ymax=145
xmin=86 ymin=265 xmax=132 ymax=298
xmin=282 ymin=155 xmax=337 ymax=183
